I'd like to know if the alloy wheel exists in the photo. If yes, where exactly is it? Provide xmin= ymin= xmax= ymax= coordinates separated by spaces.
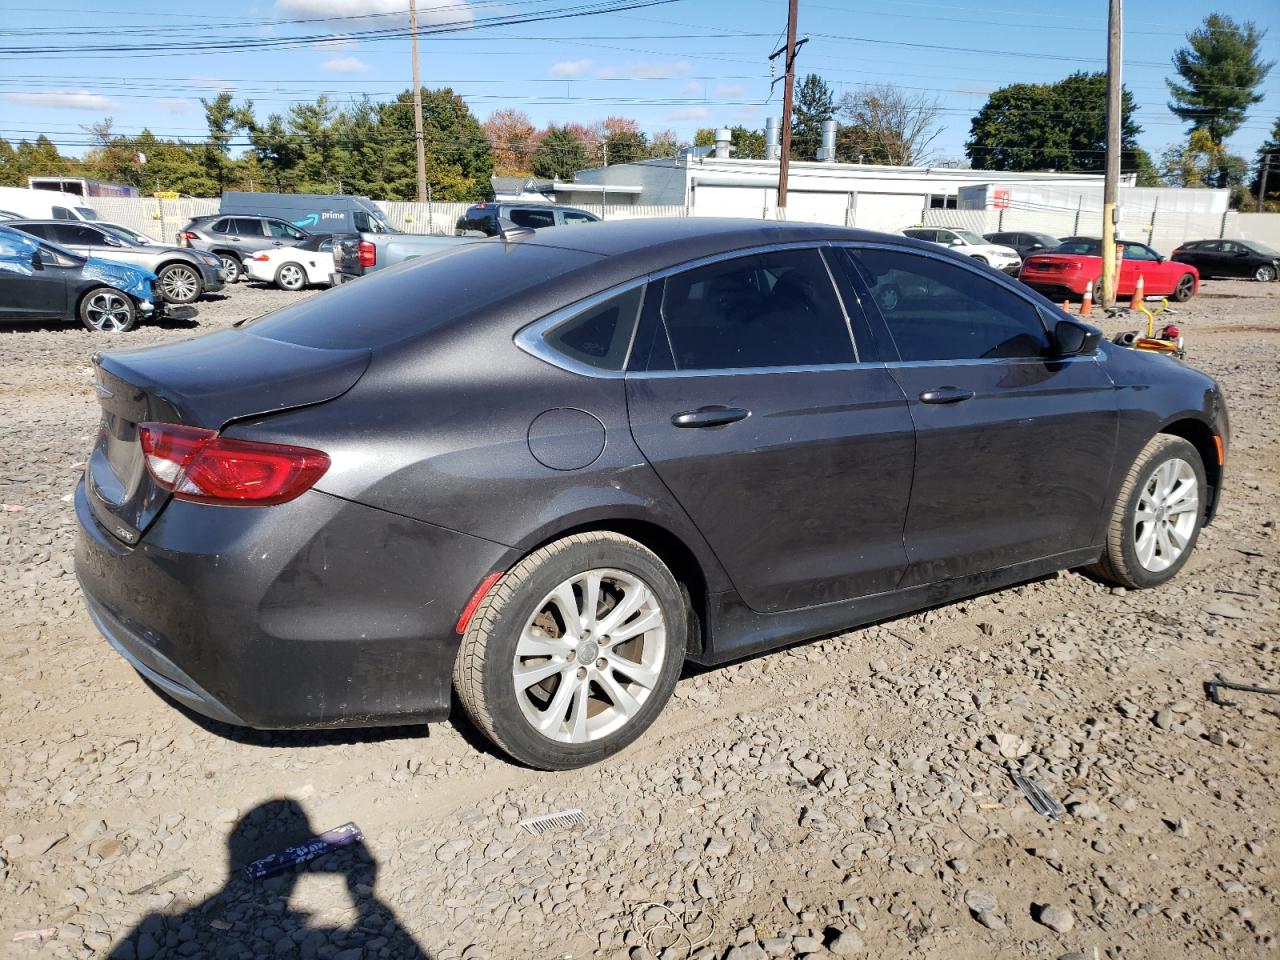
xmin=159 ymin=265 xmax=199 ymax=303
xmin=219 ymin=255 xmax=241 ymax=283
xmin=1132 ymin=457 xmax=1199 ymax=573
xmin=1255 ymin=265 xmax=1277 ymax=282
xmin=1174 ymin=275 xmax=1195 ymax=301
xmin=513 ymin=568 xmax=667 ymax=744
xmin=279 ymin=264 xmax=305 ymax=290
xmin=84 ymin=291 xmax=133 ymax=331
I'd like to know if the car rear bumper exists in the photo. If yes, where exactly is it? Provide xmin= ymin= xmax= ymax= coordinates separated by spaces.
xmin=75 ymin=478 xmax=510 ymax=730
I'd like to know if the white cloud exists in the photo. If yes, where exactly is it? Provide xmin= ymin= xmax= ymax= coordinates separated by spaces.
xmin=275 ymin=0 xmax=470 ymax=27
xmin=551 ymin=59 xmax=593 ymax=78
xmin=191 ymin=76 xmax=237 ymax=93
xmin=156 ymin=98 xmax=197 ymax=114
xmin=597 ymin=60 xmax=690 ymax=80
xmin=714 ymin=83 xmax=745 ymax=97
xmin=0 ymin=90 xmax=116 ymax=111
xmin=682 ymin=81 xmax=701 ymax=94
xmin=668 ymin=106 xmax=709 ymax=121
xmin=321 ymin=55 xmax=370 ymax=73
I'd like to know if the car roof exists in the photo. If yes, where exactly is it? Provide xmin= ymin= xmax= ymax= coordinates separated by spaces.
xmin=516 ymin=217 xmax=943 ymax=274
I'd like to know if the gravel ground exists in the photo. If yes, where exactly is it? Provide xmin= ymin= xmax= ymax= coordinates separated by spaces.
xmin=1 ymin=277 xmax=1277 ymax=960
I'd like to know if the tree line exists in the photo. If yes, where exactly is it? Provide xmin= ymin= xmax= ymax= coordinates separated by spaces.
xmin=0 ymin=11 xmax=1273 ymax=208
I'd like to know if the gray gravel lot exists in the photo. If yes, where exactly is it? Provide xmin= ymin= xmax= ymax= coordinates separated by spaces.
xmin=0 ymin=277 xmax=1277 ymax=959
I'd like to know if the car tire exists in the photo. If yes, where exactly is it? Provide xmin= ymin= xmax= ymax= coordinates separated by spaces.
xmin=218 ymin=254 xmax=242 ymax=284
xmin=453 ymin=531 xmax=687 ymax=770
xmin=156 ymin=263 xmax=202 ymax=304
xmin=1255 ymin=264 xmax=1277 ymax=282
xmin=1172 ymin=273 xmax=1196 ymax=302
xmin=1088 ymin=435 xmax=1207 ymax=590
xmin=1091 ymin=278 xmax=1104 ymax=304
xmin=78 ymin=287 xmax=139 ymax=333
xmin=971 ymin=255 xmax=988 ymax=266
xmin=274 ymin=262 xmax=307 ymax=291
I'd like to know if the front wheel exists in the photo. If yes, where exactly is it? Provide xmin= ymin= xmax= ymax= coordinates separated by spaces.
xmin=453 ymin=532 xmax=686 ymax=769
xmin=78 ymin=287 xmax=138 ymax=332
xmin=970 ymin=255 xmax=988 ymax=266
xmin=275 ymin=262 xmax=307 ymax=291
xmin=1172 ymin=273 xmax=1196 ymax=302
xmin=1255 ymin=264 xmax=1277 ymax=283
xmin=156 ymin=263 xmax=202 ymax=304
xmin=1088 ymin=435 xmax=1206 ymax=589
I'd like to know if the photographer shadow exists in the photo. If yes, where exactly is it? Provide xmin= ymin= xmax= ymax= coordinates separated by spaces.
xmin=109 ymin=798 xmax=429 ymax=959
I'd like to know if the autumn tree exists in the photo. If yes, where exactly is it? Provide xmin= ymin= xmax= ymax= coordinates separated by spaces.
xmin=483 ymin=108 xmax=539 ymax=176
xmin=694 ymin=126 xmax=764 ymax=159
xmin=837 ymin=83 xmax=941 ymax=166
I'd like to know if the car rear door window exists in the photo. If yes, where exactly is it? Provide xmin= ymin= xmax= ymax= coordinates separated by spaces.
xmin=561 ymin=211 xmax=597 ymax=225
xmin=16 ymin=223 xmax=52 ymax=240
xmin=210 ymin=218 xmax=231 ymax=234
xmin=660 ymin=249 xmax=855 ymax=370
xmin=848 ymin=248 xmax=1049 ymax=362
xmin=510 ymin=208 xmax=557 ymax=229
xmin=232 ymin=218 xmax=266 ymax=237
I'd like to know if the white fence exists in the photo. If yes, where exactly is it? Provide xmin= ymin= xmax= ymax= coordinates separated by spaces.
xmin=921 ymin=206 xmax=1242 ymax=256
xmin=70 ymin=195 xmax=1280 ymax=254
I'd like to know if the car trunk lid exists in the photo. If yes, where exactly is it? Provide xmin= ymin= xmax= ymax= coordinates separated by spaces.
xmin=86 ymin=329 xmax=370 ymax=544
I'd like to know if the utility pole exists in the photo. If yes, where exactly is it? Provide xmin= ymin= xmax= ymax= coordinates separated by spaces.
xmin=775 ymin=0 xmax=799 ymax=217
xmin=410 ymin=0 xmax=428 ymax=203
xmin=1101 ymin=0 xmax=1122 ymax=308
xmin=1258 ymin=154 xmax=1275 ymax=212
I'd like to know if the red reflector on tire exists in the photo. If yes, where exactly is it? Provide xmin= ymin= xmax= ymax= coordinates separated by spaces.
xmin=455 ymin=571 xmax=504 ymax=634
xmin=138 ymin=422 xmax=330 ymax=506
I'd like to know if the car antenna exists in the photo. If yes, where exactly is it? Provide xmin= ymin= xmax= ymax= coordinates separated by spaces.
xmin=496 ymin=217 xmax=535 ymax=243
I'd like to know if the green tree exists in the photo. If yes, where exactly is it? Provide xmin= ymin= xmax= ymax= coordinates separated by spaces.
xmin=791 ymin=73 xmax=835 ymax=161
xmin=1168 ymin=14 xmax=1273 ymax=187
xmin=966 ymin=72 xmax=1146 ymax=176
xmin=532 ymin=125 xmax=591 ymax=180
xmin=131 ymin=130 xmax=216 ymax=195
xmin=693 ymin=125 xmax=765 ymax=159
xmin=601 ymin=116 xmax=648 ymax=165
xmin=200 ymin=92 xmax=255 ymax=191
xmin=1158 ymin=127 xmax=1247 ymax=190
xmin=1250 ymin=116 xmax=1280 ymax=209
xmin=647 ymin=128 xmax=681 ymax=159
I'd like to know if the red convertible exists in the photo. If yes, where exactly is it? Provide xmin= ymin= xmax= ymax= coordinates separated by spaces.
xmin=1020 ymin=238 xmax=1199 ymax=303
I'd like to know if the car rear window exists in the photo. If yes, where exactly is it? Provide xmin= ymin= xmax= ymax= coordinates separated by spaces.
xmin=242 ymin=242 xmax=601 ymax=350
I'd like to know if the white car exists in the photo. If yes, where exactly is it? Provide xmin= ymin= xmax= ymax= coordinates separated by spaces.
xmin=902 ymin=227 xmax=1022 ymax=275
xmin=244 ymin=234 xmax=335 ymax=290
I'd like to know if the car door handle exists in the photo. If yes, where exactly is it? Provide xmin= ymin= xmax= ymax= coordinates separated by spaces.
xmin=919 ymin=386 xmax=975 ymax=404
xmin=671 ymin=406 xmax=750 ymax=428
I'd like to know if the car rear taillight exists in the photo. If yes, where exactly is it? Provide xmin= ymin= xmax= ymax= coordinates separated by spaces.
xmin=178 ymin=231 xmax=198 ymax=247
xmin=358 ymin=240 xmax=376 ymax=268
xmin=138 ymin=422 xmax=330 ymax=507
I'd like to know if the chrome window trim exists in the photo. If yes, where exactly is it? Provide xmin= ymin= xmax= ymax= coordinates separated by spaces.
xmin=629 ymin=361 xmax=885 ymax=381
xmin=513 ymin=276 xmax=648 ymax=380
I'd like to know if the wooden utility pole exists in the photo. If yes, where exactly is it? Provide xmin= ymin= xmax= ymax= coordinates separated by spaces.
xmin=1258 ymin=154 xmax=1274 ymax=212
xmin=1101 ymin=0 xmax=1122 ymax=307
xmin=410 ymin=0 xmax=428 ymax=203
xmin=776 ymin=0 xmax=799 ymax=217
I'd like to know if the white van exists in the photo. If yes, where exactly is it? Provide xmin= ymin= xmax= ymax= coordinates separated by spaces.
xmin=0 ymin=186 xmax=99 ymax=221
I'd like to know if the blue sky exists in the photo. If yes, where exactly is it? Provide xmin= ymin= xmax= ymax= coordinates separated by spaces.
xmin=1 ymin=0 xmax=1277 ymax=167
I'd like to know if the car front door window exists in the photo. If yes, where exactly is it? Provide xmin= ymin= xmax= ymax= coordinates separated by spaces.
xmin=510 ymin=208 xmax=556 ymax=229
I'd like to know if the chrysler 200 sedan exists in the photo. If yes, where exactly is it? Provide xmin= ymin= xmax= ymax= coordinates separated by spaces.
xmin=75 ymin=219 xmax=1228 ymax=769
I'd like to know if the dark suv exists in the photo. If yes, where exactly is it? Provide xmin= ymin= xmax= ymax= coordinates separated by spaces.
xmin=177 ymin=215 xmax=310 ymax=283
xmin=455 ymin=203 xmax=599 ymax=237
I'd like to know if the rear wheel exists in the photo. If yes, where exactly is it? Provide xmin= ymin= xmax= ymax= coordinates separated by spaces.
xmin=1091 ymin=278 xmax=1104 ymax=304
xmin=1254 ymin=264 xmax=1277 ymax=282
xmin=78 ymin=287 xmax=138 ymax=333
xmin=275 ymin=262 xmax=307 ymax=291
xmin=454 ymin=532 xmax=686 ymax=769
xmin=217 ymin=253 xmax=242 ymax=284
xmin=1172 ymin=273 xmax=1196 ymax=302
xmin=1089 ymin=435 xmax=1206 ymax=589
xmin=156 ymin=263 xmax=202 ymax=304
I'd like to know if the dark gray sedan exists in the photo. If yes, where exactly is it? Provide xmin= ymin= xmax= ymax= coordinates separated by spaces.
xmin=9 ymin=220 xmax=225 ymax=304
xmin=74 ymin=219 xmax=1228 ymax=769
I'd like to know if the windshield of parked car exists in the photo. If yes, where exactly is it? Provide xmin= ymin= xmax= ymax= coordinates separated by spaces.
xmin=1056 ymin=240 xmax=1100 ymax=255
xmin=76 ymin=206 xmax=99 ymax=220
xmin=955 ymin=230 xmax=986 ymax=244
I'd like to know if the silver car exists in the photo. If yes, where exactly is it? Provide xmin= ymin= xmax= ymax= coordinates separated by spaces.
xmin=8 ymin=220 xmax=225 ymax=304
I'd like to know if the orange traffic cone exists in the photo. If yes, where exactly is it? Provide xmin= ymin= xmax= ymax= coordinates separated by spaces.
xmin=1079 ymin=282 xmax=1093 ymax=318
xmin=1062 ymin=299 xmax=1071 ymax=312
xmin=1129 ymin=273 xmax=1145 ymax=310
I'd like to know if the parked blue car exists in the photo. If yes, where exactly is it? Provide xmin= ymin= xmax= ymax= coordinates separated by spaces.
xmin=0 ymin=225 xmax=163 ymax=332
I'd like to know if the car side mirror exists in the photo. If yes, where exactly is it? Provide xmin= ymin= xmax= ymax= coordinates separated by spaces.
xmin=948 ymin=238 xmax=963 ymax=247
xmin=1053 ymin=319 xmax=1101 ymax=356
